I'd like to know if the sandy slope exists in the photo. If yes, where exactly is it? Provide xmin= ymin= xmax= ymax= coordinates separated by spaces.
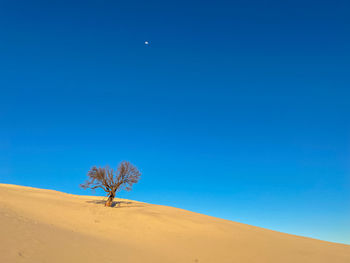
xmin=0 ymin=184 xmax=349 ymax=263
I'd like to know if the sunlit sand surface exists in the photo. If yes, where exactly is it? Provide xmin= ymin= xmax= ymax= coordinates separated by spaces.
xmin=0 ymin=183 xmax=349 ymax=263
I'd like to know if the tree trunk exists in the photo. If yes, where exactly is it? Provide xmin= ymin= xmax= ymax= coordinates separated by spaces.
xmin=105 ymin=193 xmax=115 ymax=207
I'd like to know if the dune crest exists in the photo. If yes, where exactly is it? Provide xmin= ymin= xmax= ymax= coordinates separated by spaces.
xmin=0 ymin=183 xmax=349 ymax=263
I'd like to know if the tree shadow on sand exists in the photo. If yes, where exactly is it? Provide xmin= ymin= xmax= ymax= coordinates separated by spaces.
xmin=86 ymin=200 xmax=144 ymax=208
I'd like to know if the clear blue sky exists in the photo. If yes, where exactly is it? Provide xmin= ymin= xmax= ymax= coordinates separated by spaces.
xmin=0 ymin=0 xmax=349 ymax=244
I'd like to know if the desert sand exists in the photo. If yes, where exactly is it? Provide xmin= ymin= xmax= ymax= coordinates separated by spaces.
xmin=0 ymin=183 xmax=349 ymax=263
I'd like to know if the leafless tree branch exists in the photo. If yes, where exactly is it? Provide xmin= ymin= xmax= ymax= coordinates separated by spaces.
xmin=80 ymin=161 xmax=141 ymax=207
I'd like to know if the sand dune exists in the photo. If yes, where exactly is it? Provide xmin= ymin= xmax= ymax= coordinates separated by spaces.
xmin=0 ymin=183 xmax=349 ymax=263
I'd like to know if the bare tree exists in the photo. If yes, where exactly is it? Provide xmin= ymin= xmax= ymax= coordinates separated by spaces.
xmin=81 ymin=161 xmax=141 ymax=207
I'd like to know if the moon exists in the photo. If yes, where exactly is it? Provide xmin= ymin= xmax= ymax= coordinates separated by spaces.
xmin=144 ymin=41 xmax=149 ymax=45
